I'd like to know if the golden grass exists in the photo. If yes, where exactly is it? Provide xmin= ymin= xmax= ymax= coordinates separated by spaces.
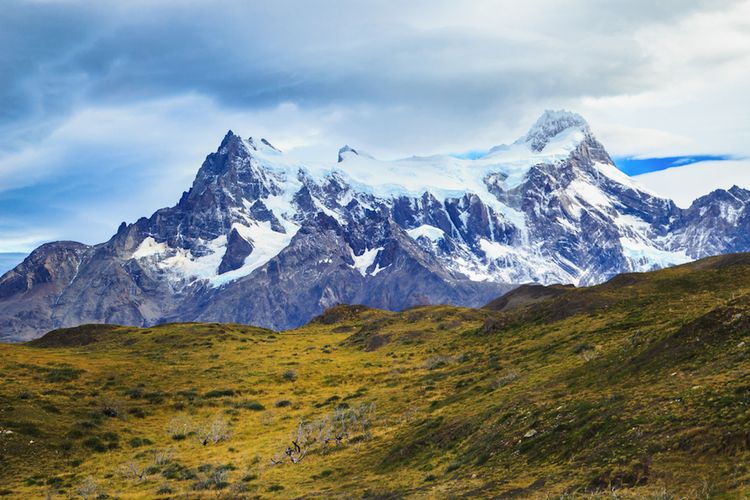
xmin=2 ymin=255 xmax=750 ymax=497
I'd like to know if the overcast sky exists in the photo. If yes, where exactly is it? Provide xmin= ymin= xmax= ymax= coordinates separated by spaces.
xmin=1 ymin=0 xmax=749 ymax=256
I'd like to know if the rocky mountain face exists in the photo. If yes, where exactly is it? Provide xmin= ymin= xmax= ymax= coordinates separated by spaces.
xmin=2 ymin=110 xmax=749 ymax=341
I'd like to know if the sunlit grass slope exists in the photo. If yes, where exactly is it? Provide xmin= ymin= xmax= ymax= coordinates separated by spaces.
xmin=3 ymin=254 xmax=750 ymax=498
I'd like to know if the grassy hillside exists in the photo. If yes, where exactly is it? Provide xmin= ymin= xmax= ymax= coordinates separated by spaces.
xmin=3 ymin=254 xmax=750 ymax=498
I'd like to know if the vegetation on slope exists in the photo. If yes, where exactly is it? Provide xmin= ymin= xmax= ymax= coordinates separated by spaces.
xmin=2 ymin=254 xmax=750 ymax=498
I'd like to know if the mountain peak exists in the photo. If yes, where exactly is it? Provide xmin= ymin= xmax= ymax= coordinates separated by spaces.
xmin=519 ymin=110 xmax=590 ymax=152
xmin=248 ymin=137 xmax=282 ymax=154
xmin=338 ymin=145 xmax=359 ymax=163
xmin=219 ymin=130 xmax=243 ymax=150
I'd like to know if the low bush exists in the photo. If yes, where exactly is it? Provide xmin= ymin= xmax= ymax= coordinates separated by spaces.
xmin=204 ymin=388 xmax=236 ymax=398
xmin=44 ymin=367 xmax=84 ymax=382
xmin=235 ymin=400 xmax=265 ymax=411
xmin=128 ymin=437 xmax=153 ymax=448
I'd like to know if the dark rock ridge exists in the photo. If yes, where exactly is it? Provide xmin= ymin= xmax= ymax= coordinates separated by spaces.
xmin=2 ymin=110 xmax=749 ymax=341
xmin=218 ymin=229 xmax=254 ymax=274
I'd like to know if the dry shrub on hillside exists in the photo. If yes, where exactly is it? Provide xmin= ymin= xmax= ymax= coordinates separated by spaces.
xmin=271 ymin=402 xmax=376 ymax=465
xmin=198 ymin=415 xmax=231 ymax=445
xmin=166 ymin=415 xmax=193 ymax=440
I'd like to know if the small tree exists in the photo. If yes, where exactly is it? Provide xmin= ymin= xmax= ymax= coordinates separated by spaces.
xmin=119 ymin=462 xmax=148 ymax=482
xmin=166 ymin=414 xmax=193 ymax=440
xmin=151 ymin=448 xmax=174 ymax=465
xmin=271 ymin=402 xmax=377 ymax=464
xmin=76 ymin=477 xmax=99 ymax=500
xmin=198 ymin=415 xmax=231 ymax=445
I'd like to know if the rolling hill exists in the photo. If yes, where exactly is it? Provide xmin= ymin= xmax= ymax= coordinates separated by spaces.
xmin=3 ymin=253 xmax=750 ymax=497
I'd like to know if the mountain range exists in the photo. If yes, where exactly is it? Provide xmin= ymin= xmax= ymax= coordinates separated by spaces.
xmin=3 ymin=110 xmax=750 ymax=341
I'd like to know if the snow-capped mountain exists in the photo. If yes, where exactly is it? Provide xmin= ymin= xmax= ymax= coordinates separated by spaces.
xmin=3 ymin=110 xmax=750 ymax=341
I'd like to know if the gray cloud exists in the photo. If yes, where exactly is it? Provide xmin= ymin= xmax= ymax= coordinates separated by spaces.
xmin=1 ymin=0 xmax=738 ymax=145
xmin=0 ymin=0 xmax=749 ymax=251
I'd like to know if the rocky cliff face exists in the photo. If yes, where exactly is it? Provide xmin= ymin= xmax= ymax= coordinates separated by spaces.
xmin=2 ymin=110 xmax=749 ymax=341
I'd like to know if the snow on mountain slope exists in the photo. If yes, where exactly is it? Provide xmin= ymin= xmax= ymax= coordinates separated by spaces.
xmin=119 ymin=109 xmax=690 ymax=289
xmin=4 ymin=109 xmax=750 ymax=340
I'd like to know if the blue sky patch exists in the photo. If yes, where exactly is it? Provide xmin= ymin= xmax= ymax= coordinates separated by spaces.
xmin=613 ymin=155 xmax=733 ymax=176
xmin=0 ymin=253 xmax=26 ymax=275
xmin=451 ymin=150 xmax=489 ymax=160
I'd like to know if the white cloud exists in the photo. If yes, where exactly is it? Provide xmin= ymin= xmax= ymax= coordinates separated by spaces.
xmin=0 ymin=232 xmax=56 ymax=254
xmin=635 ymin=160 xmax=750 ymax=208
xmin=577 ymin=0 xmax=750 ymax=157
xmin=589 ymin=122 xmax=694 ymax=158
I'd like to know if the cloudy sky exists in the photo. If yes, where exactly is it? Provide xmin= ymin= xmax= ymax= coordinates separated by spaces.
xmin=1 ymin=0 xmax=750 ymax=264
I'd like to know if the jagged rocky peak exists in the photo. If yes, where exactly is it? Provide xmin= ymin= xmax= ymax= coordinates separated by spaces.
xmin=248 ymin=136 xmax=281 ymax=153
xmin=338 ymin=145 xmax=359 ymax=163
xmin=218 ymin=129 xmax=244 ymax=151
xmin=184 ymin=130 xmax=286 ymax=208
xmin=337 ymin=145 xmax=376 ymax=164
xmin=694 ymin=185 xmax=750 ymax=206
xmin=193 ymin=130 xmax=252 ymax=180
xmin=519 ymin=109 xmax=591 ymax=152
xmin=218 ymin=131 xmax=281 ymax=158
